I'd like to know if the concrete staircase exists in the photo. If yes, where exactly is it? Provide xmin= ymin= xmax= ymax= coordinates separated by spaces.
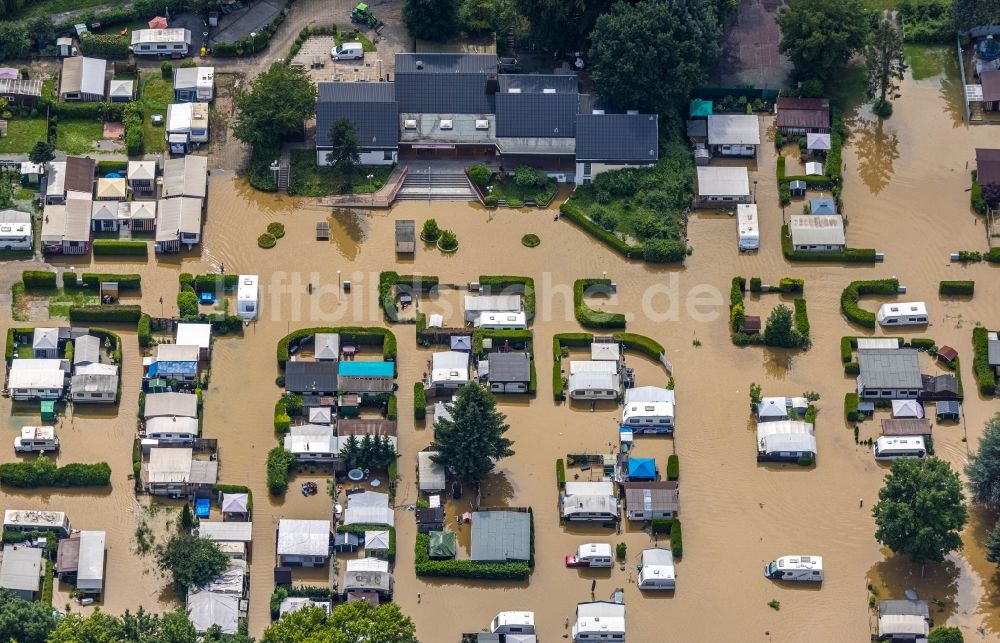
xmin=395 ymin=168 xmax=476 ymax=201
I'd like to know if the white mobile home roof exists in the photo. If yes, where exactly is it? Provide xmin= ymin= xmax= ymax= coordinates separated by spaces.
xmin=565 ymin=481 xmax=615 ymax=496
xmin=344 ymin=491 xmax=394 ymax=527
xmin=464 ymin=295 xmax=521 ymax=313
xmin=432 ymin=351 xmax=469 ymax=370
xmin=76 ymin=530 xmax=105 ymax=591
xmin=878 ymin=301 xmax=928 ymax=319
xmin=623 ymin=401 xmax=674 ymax=421
xmin=174 ymin=66 xmax=215 ymax=91
xmin=697 ymin=166 xmax=750 ymax=197
xmin=145 ymin=392 xmax=198 ymax=419
xmin=155 ymin=344 xmax=200 ymax=362
xmin=707 ymin=114 xmax=760 ymax=145
xmin=570 ymin=360 xmax=618 ymax=374
xmin=166 ymin=102 xmax=208 ymax=133
xmin=0 ymin=546 xmax=41 ymax=593
xmin=283 ymin=424 xmax=335 ymax=455
xmin=198 ymin=521 xmax=253 ymax=543
xmin=156 ymin=197 xmax=203 ymax=241
xmin=200 ymin=558 xmax=247 ymax=595
xmin=187 ymin=590 xmax=239 ymax=635
xmin=61 ymin=56 xmax=106 ymax=97
xmin=418 ymin=451 xmax=446 ymax=491
xmin=789 ymin=215 xmax=845 ymax=246
xmin=591 ymin=343 xmax=620 ymax=361
xmin=8 ymin=367 xmax=65 ymax=391
xmin=756 ymin=420 xmax=814 ymax=440
xmin=568 ymin=371 xmax=618 ymax=392
xmin=176 ymin=323 xmax=212 ymax=349
xmin=576 ymin=602 xmax=625 ymax=635
xmin=146 ymin=415 xmax=199 ymax=437
xmin=878 ymin=614 xmax=929 ymax=637
xmin=276 ymin=519 xmax=330 ymax=557
xmin=737 ymin=203 xmax=759 ymax=246
xmin=760 ymin=432 xmax=817 ymax=454
xmin=625 ymin=386 xmax=675 ymax=404
xmin=46 ymin=161 xmax=66 ymax=197
xmin=857 ymin=338 xmax=900 ymax=350
xmin=131 ymin=28 xmax=191 ymax=45
xmin=477 ymin=311 xmax=528 ymax=328
xmin=162 ymin=155 xmax=208 ymax=199
xmin=147 ymin=447 xmax=195 ymax=483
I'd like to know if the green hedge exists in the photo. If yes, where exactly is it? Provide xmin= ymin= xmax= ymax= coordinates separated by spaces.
xmin=670 ymin=519 xmax=683 ymax=558
xmin=192 ymin=274 xmax=239 ymax=293
xmin=559 ymin=202 xmax=645 ymax=260
xmin=841 ymin=336 xmax=854 ymax=363
xmin=552 ymin=333 xmax=594 ymax=401
xmin=667 ymin=454 xmax=679 ymax=481
xmin=840 ymin=278 xmax=899 ymax=329
xmin=138 ymin=314 xmax=153 ymax=348
xmin=479 ymin=275 xmax=536 ymax=318
xmin=556 ymin=458 xmax=565 ymax=489
xmin=3 ymin=531 xmax=57 ymax=557
xmin=612 ymin=332 xmax=665 ymax=361
xmin=63 ymin=272 xmax=141 ymax=292
xmin=0 ymin=458 xmax=111 ymax=488
xmin=972 ymin=180 xmax=987 ymax=214
xmin=414 ymin=382 xmax=427 ymax=420
xmin=793 ymin=298 xmax=810 ymax=339
xmin=986 ymin=248 xmax=1000 ymax=263
xmin=277 ymin=327 xmax=397 ymax=366
xmin=845 ymin=361 xmax=860 ymax=375
xmin=651 ymin=518 xmax=673 ymax=534
xmin=92 ymin=240 xmax=148 ymax=256
xmin=42 ymin=561 xmax=53 ymax=606
xmin=781 ymin=225 xmax=877 ymax=263
xmin=22 ymin=270 xmax=56 ymax=290
xmin=68 ymin=305 xmax=142 ymax=323
xmin=845 ymin=392 xmax=860 ymax=422
xmin=414 ymin=532 xmax=530 ymax=580
xmin=387 ymin=394 xmax=398 ymax=420
xmin=266 ymin=446 xmax=295 ymax=495
xmin=749 ymin=277 xmax=762 ymax=292
xmin=973 ymin=327 xmax=997 ymax=396
xmin=574 ymin=279 xmax=626 ymax=329
xmin=906 ymin=338 xmax=936 ymax=350
xmin=96 ymin=161 xmax=128 ymax=174
xmin=79 ymin=32 xmax=129 ymax=58
xmin=471 ymin=328 xmax=532 ymax=356
xmin=939 ymin=280 xmax=974 ymax=296
xmin=778 ymin=278 xmax=804 ymax=294
xmin=337 ymin=524 xmax=396 ymax=563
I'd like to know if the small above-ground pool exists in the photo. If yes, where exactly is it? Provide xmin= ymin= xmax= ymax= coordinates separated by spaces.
xmin=347 ymin=468 xmax=364 ymax=481
xmin=195 ymin=498 xmax=210 ymax=518
xmin=105 ymin=172 xmax=123 ymax=179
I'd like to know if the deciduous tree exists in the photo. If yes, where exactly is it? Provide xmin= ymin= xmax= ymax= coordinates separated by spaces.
xmin=402 ymin=0 xmax=458 ymax=41
xmin=954 ymin=0 xmax=1000 ymax=33
xmin=326 ymin=118 xmax=361 ymax=174
xmin=0 ymin=589 xmax=58 ymax=643
xmin=764 ymin=304 xmax=801 ymax=348
xmin=156 ymin=533 xmax=229 ymax=592
xmin=233 ymin=63 xmax=316 ymax=152
xmin=966 ymin=414 xmax=1000 ymax=507
xmin=985 ymin=519 xmax=1000 ymax=564
xmin=929 ymin=627 xmax=965 ymax=643
xmin=432 ymin=384 xmax=514 ymax=492
xmin=515 ymin=0 xmax=613 ymax=54
xmin=777 ymin=0 xmax=870 ymax=83
xmin=589 ymin=0 xmax=721 ymax=114
xmin=866 ymin=16 xmax=907 ymax=117
xmin=262 ymin=601 xmax=418 ymax=643
xmin=873 ymin=457 xmax=967 ymax=564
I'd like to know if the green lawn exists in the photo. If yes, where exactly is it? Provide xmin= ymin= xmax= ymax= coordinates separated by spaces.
xmin=904 ymin=44 xmax=954 ymax=80
xmin=0 ymin=119 xmax=47 ymax=153
xmin=55 ymin=119 xmax=103 ymax=154
xmin=48 ymin=290 xmax=99 ymax=319
xmin=141 ymin=75 xmax=174 ymax=111
xmin=487 ymin=173 xmax=557 ymax=206
xmin=287 ymin=149 xmax=392 ymax=196
xmin=143 ymin=119 xmax=166 ymax=154
xmin=336 ymin=30 xmax=377 ymax=52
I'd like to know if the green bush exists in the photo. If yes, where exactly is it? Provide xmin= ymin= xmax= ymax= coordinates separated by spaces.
xmin=778 ymin=277 xmax=804 ymax=294
xmin=667 ymin=454 xmax=679 ymax=481
xmin=92 ymin=240 xmax=148 ymax=256
xmin=467 ymin=164 xmax=491 ymax=188
xmin=749 ymin=277 xmax=762 ymax=292
xmin=574 ymin=279 xmax=626 ymax=329
xmin=559 ymin=202 xmax=644 ymax=260
xmin=651 ymin=518 xmax=673 ymax=534
xmin=138 ymin=314 xmax=153 ymax=348
xmin=907 ymin=338 xmax=936 ymax=350
xmin=521 ymin=234 xmax=540 ymax=248
xmin=972 ymin=180 xmax=987 ymax=214
xmin=337 ymin=524 xmax=396 ymax=563
xmin=386 ymin=394 xmax=398 ymax=421
xmin=192 ymin=274 xmax=239 ymax=293
xmin=266 ymin=446 xmax=295 ymax=495
xmin=414 ymin=382 xmax=427 ymax=420
xmin=845 ymin=392 xmax=860 ymax=422
xmin=845 ymin=361 xmax=860 ymax=375
xmin=987 ymin=248 xmax=1000 ymax=263
xmin=939 ymin=281 xmax=974 ymax=296
xmin=670 ymin=519 xmax=683 ymax=558
xmin=973 ymin=327 xmax=997 ymax=395
xmin=277 ymin=326 xmax=397 ymax=366
xmin=78 ymin=32 xmax=129 ymax=57
xmin=793 ymin=298 xmax=810 ymax=339
xmin=642 ymin=238 xmax=687 ymax=263
xmin=730 ymin=277 xmax=745 ymax=308
xmin=64 ymin=341 xmax=74 ymax=362
xmin=267 ymin=222 xmax=286 ymax=238
xmin=177 ymin=291 xmax=199 ymax=318
xmin=414 ymin=532 xmax=530 ymax=579
xmin=68 ymin=305 xmax=142 ymax=323
xmin=96 ymin=161 xmax=128 ymax=174
xmin=556 ymin=458 xmax=565 ymax=489
xmin=437 ymin=230 xmax=458 ymax=251
xmin=22 ymin=270 xmax=56 ymax=290
xmin=421 ymin=219 xmax=440 ymax=242
xmin=258 ymin=233 xmax=277 ymax=249
xmin=841 ymin=336 xmax=854 ymax=364
xmin=840 ymin=278 xmax=899 ymax=329
xmin=612 ymin=332 xmax=665 ymax=360
xmin=484 ymin=195 xmax=498 ymax=207
xmin=0 ymin=458 xmax=111 ymax=488
xmin=63 ymin=272 xmax=141 ymax=292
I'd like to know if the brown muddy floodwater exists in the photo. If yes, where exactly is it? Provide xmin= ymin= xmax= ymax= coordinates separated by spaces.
xmin=4 ymin=61 xmax=1000 ymax=642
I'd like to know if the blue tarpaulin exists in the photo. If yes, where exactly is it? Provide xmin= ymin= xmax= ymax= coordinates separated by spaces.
xmin=148 ymin=360 xmax=198 ymax=377
xmin=338 ymin=360 xmax=394 ymax=377
xmin=628 ymin=458 xmax=656 ymax=480
xmin=195 ymin=498 xmax=210 ymax=518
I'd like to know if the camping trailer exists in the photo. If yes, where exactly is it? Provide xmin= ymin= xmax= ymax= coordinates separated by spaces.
xmin=565 ymin=543 xmax=614 ymax=568
xmin=237 ymin=275 xmax=259 ymax=322
xmin=737 ymin=204 xmax=759 ymax=251
xmin=637 ymin=548 xmax=676 ymax=590
xmin=490 ymin=612 xmax=536 ymax=636
xmin=876 ymin=302 xmax=928 ymax=327
xmin=764 ymin=555 xmax=823 ymax=582
xmin=14 ymin=426 xmax=59 ymax=453
xmin=873 ymin=435 xmax=927 ymax=461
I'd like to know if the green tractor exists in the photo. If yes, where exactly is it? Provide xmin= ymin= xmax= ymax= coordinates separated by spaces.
xmin=351 ymin=3 xmax=381 ymax=30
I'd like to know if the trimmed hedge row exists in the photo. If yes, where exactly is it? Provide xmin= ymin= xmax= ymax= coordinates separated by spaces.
xmin=92 ymin=240 xmax=148 ymax=256
xmin=667 ymin=454 xmax=679 ymax=481
xmin=472 ymin=328 xmax=532 ymax=356
xmin=793 ymin=298 xmax=810 ymax=338
xmin=138 ymin=314 xmax=153 ymax=348
xmin=612 ymin=332 xmax=665 ymax=361
xmin=781 ymin=225 xmax=877 ymax=263
xmin=277 ymin=327 xmax=397 ymax=366
xmin=939 ymin=280 xmax=974 ymax=296
xmin=266 ymin=446 xmax=295 ymax=495
xmin=840 ymin=336 xmax=854 ymax=364
xmin=845 ymin=392 xmax=860 ymax=422
xmin=63 ymin=272 xmax=141 ymax=292
xmin=0 ymin=458 xmax=111 ymax=488
xmin=414 ymin=532 xmax=531 ymax=580
xmin=182 ymin=274 xmax=240 ymax=293
xmin=779 ymin=278 xmax=804 ymax=294
xmin=88 ymin=327 xmax=123 ymax=367
xmin=840 ymin=279 xmax=899 ymax=329
xmin=574 ymin=279 xmax=626 ymax=329
xmin=651 ymin=518 xmax=672 ymax=534
xmin=973 ymin=327 xmax=997 ymax=396
xmin=414 ymin=382 xmax=427 ymax=420
xmin=68 ymin=305 xmax=142 ymax=323
xmin=559 ymin=202 xmax=644 ymax=260
xmin=556 ymin=458 xmax=565 ymax=489
xmin=671 ymin=519 xmax=683 ymax=558
xmin=552 ymin=333 xmax=595 ymax=401
xmin=22 ymin=271 xmax=56 ymax=290
xmin=337 ymin=524 xmax=396 ymax=563
xmin=479 ymin=275 xmax=536 ymax=318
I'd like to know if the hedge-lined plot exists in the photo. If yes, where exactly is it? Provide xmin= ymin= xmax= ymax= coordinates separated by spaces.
xmin=574 ymin=279 xmax=626 ymax=329
xmin=840 ymin=278 xmax=899 ymax=329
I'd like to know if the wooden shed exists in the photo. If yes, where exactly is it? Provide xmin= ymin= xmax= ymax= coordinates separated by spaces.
xmin=395 ymin=220 xmax=415 ymax=253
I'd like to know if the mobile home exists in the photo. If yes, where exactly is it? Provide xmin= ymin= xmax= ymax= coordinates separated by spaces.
xmin=4 ymin=509 xmax=71 ymax=538
xmin=130 ymin=28 xmax=191 ymax=57
xmin=637 ymin=548 xmax=676 ymax=590
xmin=490 ymin=612 xmax=535 ymax=636
xmin=621 ymin=400 xmax=674 ymax=433
xmin=756 ymin=420 xmax=816 ymax=463
xmin=873 ymin=435 xmax=927 ymax=461
xmin=573 ymin=602 xmax=625 ymax=643
xmin=737 ymin=203 xmax=759 ymax=251
xmin=237 ymin=275 xmax=259 ymax=322
xmin=0 ymin=210 xmax=32 ymax=251
xmin=14 ymin=426 xmax=59 ymax=453
xmin=565 ymin=543 xmax=613 ymax=568
xmin=876 ymin=302 xmax=928 ymax=327
xmin=476 ymin=311 xmax=528 ymax=330
xmin=764 ymin=554 xmax=823 ymax=582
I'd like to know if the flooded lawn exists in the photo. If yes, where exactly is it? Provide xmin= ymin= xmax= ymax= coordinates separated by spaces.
xmin=5 ymin=58 xmax=1000 ymax=641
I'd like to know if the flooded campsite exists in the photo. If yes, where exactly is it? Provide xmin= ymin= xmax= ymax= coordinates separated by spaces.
xmin=5 ymin=51 xmax=1000 ymax=642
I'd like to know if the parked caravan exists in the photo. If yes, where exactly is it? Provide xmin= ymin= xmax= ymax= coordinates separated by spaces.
xmin=476 ymin=311 xmax=528 ymax=330
xmin=873 ymin=435 xmax=927 ymax=461
xmin=14 ymin=426 xmax=59 ymax=453
xmin=565 ymin=543 xmax=613 ymax=568
xmin=637 ymin=548 xmax=676 ymax=590
xmin=764 ymin=555 xmax=823 ymax=582
xmin=876 ymin=302 xmax=928 ymax=327
xmin=237 ymin=275 xmax=259 ymax=322
xmin=737 ymin=204 xmax=759 ymax=251
xmin=490 ymin=611 xmax=535 ymax=636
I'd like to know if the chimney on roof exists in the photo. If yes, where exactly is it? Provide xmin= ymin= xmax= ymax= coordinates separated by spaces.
xmin=415 ymin=60 xmax=423 ymax=70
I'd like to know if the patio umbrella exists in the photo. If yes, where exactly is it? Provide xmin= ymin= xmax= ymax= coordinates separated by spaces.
xmin=148 ymin=16 xmax=169 ymax=29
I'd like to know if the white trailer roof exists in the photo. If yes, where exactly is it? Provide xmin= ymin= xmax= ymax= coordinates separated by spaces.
xmin=176 ymin=323 xmax=211 ymax=349
xmin=76 ymin=530 xmax=105 ymax=590
xmin=276 ymin=519 xmax=330 ymax=557
xmin=707 ymin=114 xmax=760 ymax=145
xmin=418 ymin=451 xmax=446 ymax=491
xmin=464 ymin=295 xmax=521 ymax=312
xmin=575 ymin=602 xmax=625 ymax=635
xmin=344 ymin=491 xmax=394 ymax=527
xmin=146 ymin=416 xmax=199 ymax=437
xmin=145 ymin=392 xmax=198 ymax=419
xmin=623 ymin=401 xmax=674 ymax=421
xmin=569 ymin=360 xmax=618 ymax=374
xmin=577 ymin=542 xmax=612 ymax=558
xmin=878 ymin=614 xmax=929 ymax=637
xmin=198 ymin=522 xmax=253 ymax=543
xmin=697 ymin=166 xmax=749 ymax=197
xmin=789 ymin=214 xmax=845 ymax=246
xmin=625 ymin=386 xmax=674 ymax=404
xmin=737 ymin=203 xmax=759 ymax=242
xmin=878 ymin=302 xmax=927 ymax=318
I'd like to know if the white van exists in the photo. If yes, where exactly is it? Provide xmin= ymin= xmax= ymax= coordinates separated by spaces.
xmin=877 ymin=302 xmax=928 ymax=326
xmin=764 ymin=555 xmax=823 ymax=582
xmin=873 ymin=435 xmax=927 ymax=461
xmin=331 ymin=42 xmax=364 ymax=60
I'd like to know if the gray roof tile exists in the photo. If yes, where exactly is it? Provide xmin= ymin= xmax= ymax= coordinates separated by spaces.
xmin=575 ymin=113 xmax=658 ymax=162
xmin=858 ymin=349 xmax=922 ymax=389
xmin=395 ymin=53 xmax=496 ymax=114
xmin=488 ymin=352 xmax=531 ymax=382
xmin=317 ymin=82 xmax=398 ymax=149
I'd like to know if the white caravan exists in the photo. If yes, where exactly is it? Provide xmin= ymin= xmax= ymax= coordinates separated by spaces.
xmin=14 ymin=426 xmax=59 ymax=453
xmin=877 ymin=302 xmax=928 ymax=326
xmin=873 ymin=435 xmax=927 ymax=461
xmin=237 ymin=274 xmax=259 ymax=322
xmin=764 ymin=555 xmax=824 ymax=582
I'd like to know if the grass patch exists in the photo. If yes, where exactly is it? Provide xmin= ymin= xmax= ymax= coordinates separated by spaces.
xmin=904 ymin=44 xmax=950 ymax=80
xmin=521 ymin=234 xmax=540 ymax=248
xmin=335 ymin=30 xmax=377 ymax=52
xmin=48 ymin=290 xmax=100 ymax=319
xmin=142 ymin=118 xmax=166 ymax=154
xmin=55 ymin=119 xmax=104 ymax=154
xmin=485 ymin=171 xmax=557 ymax=207
xmin=0 ymin=119 xmax=47 ymax=154
xmin=140 ymin=75 xmax=174 ymax=111
xmin=288 ymin=149 xmax=393 ymax=196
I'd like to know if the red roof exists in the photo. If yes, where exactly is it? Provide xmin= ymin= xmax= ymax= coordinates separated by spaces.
xmin=743 ymin=316 xmax=762 ymax=333
xmin=776 ymin=97 xmax=830 ymax=130
xmin=936 ymin=345 xmax=958 ymax=363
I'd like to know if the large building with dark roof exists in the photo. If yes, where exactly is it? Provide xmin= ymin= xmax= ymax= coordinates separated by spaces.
xmin=316 ymin=82 xmax=399 ymax=166
xmin=575 ymin=113 xmax=659 ymax=184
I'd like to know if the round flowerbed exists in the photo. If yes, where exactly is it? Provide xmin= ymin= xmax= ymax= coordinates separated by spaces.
xmin=437 ymin=230 xmax=458 ymax=253
xmin=521 ymin=234 xmax=540 ymax=248
xmin=267 ymin=222 xmax=286 ymax=239
xmin=257 ymin=233 xmax=277 ymax=249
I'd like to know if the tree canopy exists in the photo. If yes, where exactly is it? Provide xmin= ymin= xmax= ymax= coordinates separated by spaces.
xmin=865 ymin=16 xmax=907 ymax=117
xmin=929 ymin=627 xmax=965 ymax=643
xmin=873 ymin=457 xmax=967 ymax=564
xmin=327 ymin=118 xmax=361 ymax=173
xmin=0 ymin=589 xmax=58 ymax=643
xmin=233 ymin=63 xmax=317 ymax=152
xmin=432 ymin=383 xmax=514 ymax=488
xmin=763 ymin=304 xmax=802 ymax=348
xmin=156 ymin=533 xmax=229 ymax=592
xmin=516 ymin=0 xmax=614 ymax=54
xmin=402 ymin=0 xmax=459 ymax=41
xmin=777 ymin=0 xmax=870 ymax=83
xmin=966 ymin=414 xmax=1000 ymax=507
xmin=262 ymin=602 xmax=417 ymax=643
xmin=954 ymin=0 xmax=1000 ymax=33
xmin=588 ymin=0 xmax=721 ymax=114
xmin=29 ymin=141 xmax=55 ymax=165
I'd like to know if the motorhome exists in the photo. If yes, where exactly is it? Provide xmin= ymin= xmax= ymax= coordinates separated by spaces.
xmin=490 ymin=611 xmax=536 ymax=636
xmin=637 ymin=548 xmax=676 ymax=590
xmin=14 ymin=426 xmax=59 ymax=453
xmin=764 ymin=555 xmax=824 ymax=582
xmin=876 ymin=302 xmax=928 ymax=327
xmin=873 ymin=435 xmax=927 ymax=461
xmin=621 ymin=401 xmax=675 ymax=433
xmin=573 ymin=601 xmax=625 ymax=643
xmin=737 ymin=203 xmax=759 ymax=251
xmin=4 ymin=509 xmax=71 ymax=538
xmin=565 ymin=543 xmax=613 ymax=568
xmin=237 ymin=275 xmax=259 ymax=322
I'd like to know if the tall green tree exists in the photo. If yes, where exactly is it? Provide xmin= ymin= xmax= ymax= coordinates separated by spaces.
xmin=777 ymin=0 xmax=870 ymax=83
xmin=763 ymin=304 xmax=801 ymax=348
xmin=588 ymin=0 xmax=721 ymax=114
xmin=29 ymin=141 xmax=55 ymax=164
xmin=985 ymin=519 xmax=1000 ymax=564
xmin=929 ymin=627 xmax=965 ymax=643
xmin=432 ymin=384 xmax=514 ymax=491
xmin=866 ymin=16 xmax=907 ymax=117
xmin=0 ymin=22 xmax=31 ymax=61
xmin=232 ymin=63 xmax=317 ymax=152
xmin=516 ymin=0 xmax=614 ymax=54
xmin=0 ymin=589 xmax=58 ymax=643
xmin=459 ymin=0 xmax=520 ymax=34
xmin=263 ymin=602 xmax=418 ymax=643
xmin=873 ymin=457 xmax=967 ymax=564
xmin=402 ymin=0 xmax=459 ymax=41
xmin=954 ymin=0 xmax=1000 ymax=33
xmin=156 ymin=533 xmax=229 ymax=592
xmin=966 ymin=414 xmax=1000 ymax=507
xmin=326 ymin=118 xmax=361 ymax=174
